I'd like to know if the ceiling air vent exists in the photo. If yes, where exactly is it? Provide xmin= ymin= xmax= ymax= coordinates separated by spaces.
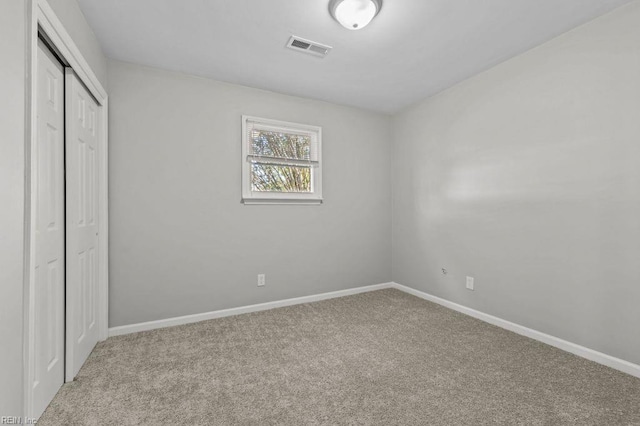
xmin=286 ymin=36 xmax=332 ymax=58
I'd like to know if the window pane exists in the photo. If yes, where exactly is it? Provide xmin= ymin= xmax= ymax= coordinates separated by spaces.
xmin=251 ymin=164 xmax=311 ymax=193
xmin=251 ymin=130 xmax=311 ymax=161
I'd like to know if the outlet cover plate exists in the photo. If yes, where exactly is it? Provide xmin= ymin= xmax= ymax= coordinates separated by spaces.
xmin=466 ymin=276 xmax=474 ymax=291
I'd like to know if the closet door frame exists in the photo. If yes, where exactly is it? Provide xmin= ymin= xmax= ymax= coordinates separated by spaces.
xmin=24 ymin=0 xmax=109 ymax=420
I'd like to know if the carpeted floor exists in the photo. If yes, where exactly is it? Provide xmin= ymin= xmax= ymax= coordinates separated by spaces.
xmin=39 ymin=289 xmax=640 ymax=425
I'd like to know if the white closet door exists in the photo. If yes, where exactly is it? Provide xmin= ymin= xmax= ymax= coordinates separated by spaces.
xmin=33 ymin=40 xmax=65 ymax=418
xmin=65 ymin=69 xmax=101 ymax=381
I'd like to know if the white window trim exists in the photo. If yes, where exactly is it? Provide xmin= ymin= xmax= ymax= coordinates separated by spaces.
xmin=241 ymin=115 xmax=323 ymax=205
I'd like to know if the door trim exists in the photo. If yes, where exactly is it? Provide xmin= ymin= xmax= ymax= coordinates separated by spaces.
xmin=24 ymin=0 xmax=109 ymax=420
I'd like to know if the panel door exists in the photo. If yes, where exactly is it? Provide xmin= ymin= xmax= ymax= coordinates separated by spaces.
xmin=65 ymin=69 xmax=101 ymax=381
xmin=33 ymin=40 xmax=65 ymax=418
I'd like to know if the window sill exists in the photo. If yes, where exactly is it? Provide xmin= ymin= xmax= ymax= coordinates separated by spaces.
xmin=242 ymin=198 xmax=323 ymax=205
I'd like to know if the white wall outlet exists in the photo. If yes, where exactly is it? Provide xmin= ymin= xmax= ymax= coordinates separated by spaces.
xmin=466 ymin=276 xmax=474 ymax=291
xmin=257 ymin=274 xmax=266 ymax=287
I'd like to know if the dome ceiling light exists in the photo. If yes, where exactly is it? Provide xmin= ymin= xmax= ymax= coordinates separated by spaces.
xmin=329 ymin=0 xmax=382 ymax=31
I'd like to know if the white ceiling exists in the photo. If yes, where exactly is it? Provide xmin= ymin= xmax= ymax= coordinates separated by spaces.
xmin=77 ymin=0 xmax=631 ymax=113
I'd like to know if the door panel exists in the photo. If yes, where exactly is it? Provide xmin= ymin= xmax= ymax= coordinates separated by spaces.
xmin=65 ymin=69 xmax=101 ymax=381
xmin=33 ymin=40 xmax=65 ymax=419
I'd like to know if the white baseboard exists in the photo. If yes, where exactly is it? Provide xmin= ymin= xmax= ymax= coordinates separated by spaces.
xmin=391 ymin=282 xmax=640 ymax=379
xmin=108 ymin=282 xmax=394 ymax=337
xmin=108 ymin=280 xmax=639 ymax=379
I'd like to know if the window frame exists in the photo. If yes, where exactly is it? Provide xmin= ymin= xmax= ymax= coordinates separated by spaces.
xmin=241 ymin=115 xmax=323 ymax=205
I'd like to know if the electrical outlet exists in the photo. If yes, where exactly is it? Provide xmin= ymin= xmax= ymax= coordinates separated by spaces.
xmin=466 ymin=276 xmax=474 ymax=291
xmin=257 ymin=274 xmax=266 ymax=287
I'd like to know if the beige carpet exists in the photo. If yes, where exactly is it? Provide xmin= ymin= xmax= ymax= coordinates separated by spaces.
xmin=39 ymin=289 xmax=640 ymax=425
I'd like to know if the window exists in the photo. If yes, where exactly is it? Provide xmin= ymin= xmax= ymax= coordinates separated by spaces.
xmin=241 ymin=115 xmax=322 ymax=204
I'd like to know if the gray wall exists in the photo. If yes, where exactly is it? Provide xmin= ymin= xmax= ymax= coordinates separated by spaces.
xmin=0 ymin=0 xmax=26 ymax=418
xmin=107 ymin=60 xmax=392 ymax=327
xmin=47 ymin=0 xmax=108 ymax=89
xmin=392 ymin=2 xmax=640 ymax=365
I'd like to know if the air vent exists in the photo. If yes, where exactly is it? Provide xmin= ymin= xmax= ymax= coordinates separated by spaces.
xmin=291 ymin=39 xmax=311 ymax=50
xmin=286 ymin=36 xmax=332 ymax=58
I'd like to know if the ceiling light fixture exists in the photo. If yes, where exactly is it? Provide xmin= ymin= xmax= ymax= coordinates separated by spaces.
xmin=329 ymin=0 xmax=382 ymax=31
